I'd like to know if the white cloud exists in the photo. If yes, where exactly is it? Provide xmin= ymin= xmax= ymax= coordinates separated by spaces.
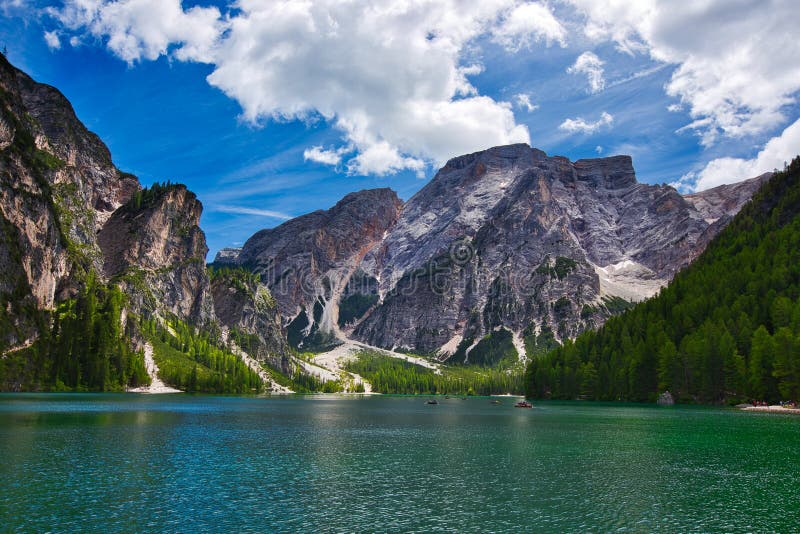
xmin=43 ymin=30 xmax=61 ymax=50
xmin=514 ymin=93 xmax=538 ymax=112
xmin=303 ymin=145 xmax=351 ymax=166
xmin=492 ymin=1 xmax=567 ymax=51
xmin=676 ymin=118 xmax=800 ymax=192
xmin=213 ymin=205 xmax=293 ymax=220
xmin=559 ymin=111 xmax=614 ymax=134
xmin=566 ymin=0 xmax=800 ymax=145
xmin=49 ymin=0 xmax=225 ymax=63
xmin=51 ymin=0 xmax=559 ymax=175
xmin=595 ymin=145 xmax=603 ymax=154
xmin=567 ymin=51 xmax=604 ymax=93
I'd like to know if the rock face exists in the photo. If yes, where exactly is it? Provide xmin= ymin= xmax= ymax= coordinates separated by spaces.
xmin=232 ymin=143 xmax=764 ymax=358
xmin=0 ymin=54 xmax=138 ymax=348
xmin=236 ymin=188 xmax=402 ymax=349
xmin=98 ymin=185 xmax=215 ymax=323
xmin=684 ymin=174 xmax=770 ymax=223
xmin=0 ymin=56 xmax=287 ymax=371
xmin=214 ymin=247 xmax=242 ymax=265
xmin=209 ymin=270 xmax=290 ymax=373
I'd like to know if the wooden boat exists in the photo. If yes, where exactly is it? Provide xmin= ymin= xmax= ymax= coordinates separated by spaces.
xmin=514 ymin=400 xmax=533 ymax=408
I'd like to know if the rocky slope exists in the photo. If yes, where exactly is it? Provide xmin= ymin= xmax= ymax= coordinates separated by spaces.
xmin=0 ymin=55 xmax=288 ymax=384
xmin=227 ymin=144 xmax=766 ymax=361
xmin=225 ymin=188 xmax=402 ymax=350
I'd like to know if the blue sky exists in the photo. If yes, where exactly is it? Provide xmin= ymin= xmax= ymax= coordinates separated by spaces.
xmin=2 ymin=1 xmax=798 ymax=259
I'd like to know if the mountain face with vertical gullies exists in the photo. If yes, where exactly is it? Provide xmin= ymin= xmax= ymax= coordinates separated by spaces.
xmin=0 ymin=55 xmax=288 ymax=389
xmin=224 ymin=143 xmax=767 ymax=360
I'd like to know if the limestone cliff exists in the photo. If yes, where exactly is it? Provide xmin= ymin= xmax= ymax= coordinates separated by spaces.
xmin=0 ymin=56 xmax=287 ymax=379
xmin=230 ymin=144 xmax=766 ymax=360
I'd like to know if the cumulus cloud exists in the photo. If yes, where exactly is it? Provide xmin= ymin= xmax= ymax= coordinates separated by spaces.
xmin=303 ymin=145 xmax=351 ymax=167
xmin=492 ymin=1 xmax=567 ymax=51
xmin=49 ymin=0 xmax=226 ymax=63
xmin=43 ymin=30 xmax=61 ymax=50
xmin=566 ymin=0 xmax=800 ymax=145
xmin=514 ymin=93 xmax=538 ymax=112
xmin=567 ymin=51 xmax=604 ymax=93
xmin=48 ymin=0 xmax=565 ymax=175
xmin=674 ymin=118 xmax=800 ymax=192
xmin=559 ymin=111 xmax=614 ymax=134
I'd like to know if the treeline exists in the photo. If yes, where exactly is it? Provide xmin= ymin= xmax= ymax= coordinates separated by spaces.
xmin=346 ymin=351 xmax=524 ymax=395
xmin=140 ymin=318 xmax=264 ymax=393
xmin=0 ymin=273 xmax=149 ymax=391
xmin=125 ymin=180 xmax=185 ymax=211
xmin=526 ymin=157 xmax=800 ymax=404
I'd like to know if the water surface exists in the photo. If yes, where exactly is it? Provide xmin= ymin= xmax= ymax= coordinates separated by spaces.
xmin=1 ymin=394 xmax=798 ymax=532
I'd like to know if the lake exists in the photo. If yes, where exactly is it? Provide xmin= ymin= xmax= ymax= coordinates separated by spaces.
xmin=1 ymin=394 xmax=798 ymax=532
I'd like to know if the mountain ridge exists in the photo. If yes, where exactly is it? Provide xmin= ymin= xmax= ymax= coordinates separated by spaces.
xmin=220 ymin=143 xmax=768 ymax=359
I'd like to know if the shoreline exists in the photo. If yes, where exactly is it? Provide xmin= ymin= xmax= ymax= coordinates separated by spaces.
xmin=740 ymin=405 xmax=800 ymax=415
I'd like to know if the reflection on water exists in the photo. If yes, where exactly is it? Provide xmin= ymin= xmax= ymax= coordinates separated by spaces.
xmin=1 ymin=394 xmax=799 ymax=532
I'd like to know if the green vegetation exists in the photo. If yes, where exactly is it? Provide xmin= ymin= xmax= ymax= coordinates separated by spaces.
xmin=140 ymin=317 xmax=263 ymax=393
xmin=345 ymin=350 xmax=524 ymax=395
xmin=453 ymin=328 xmax=519 ymax=367
xmin=536 ymin=256 xmax=578 ymax=280
xmin=0 ymin=273 xmax=149 ymax=391
xmin=124 ymin=181 xmax=185 ymax=212
xmin=523 ymin=324 xmax=559 ymax=359
xmin=208 ymin=265 xmax=261 ymax=292
xmin=337 ymin=293 xmax=378 ymax=327
xmin=526 ymin=157 xmax=800 ymax=404
xmin=286 ymin=302 xmax=341 ymax=352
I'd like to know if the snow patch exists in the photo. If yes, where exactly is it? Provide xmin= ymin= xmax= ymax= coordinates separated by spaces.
xmin=593 ymin=260 xmax=667 ymax=302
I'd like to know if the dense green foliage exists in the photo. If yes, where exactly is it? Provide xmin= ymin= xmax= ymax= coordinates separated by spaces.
xmin=345 ymin=350 xmax=524 ymax=395
xmin=536 ymin=256 xmax=578 ymax=280
xmin=208 ymin=265 xmax=262 ymax=292
xmin=526 ymin=158 xmax=800 ymax=403
xmin=0 ymin=274 xmax=149 ymax=391
xmin=337 ymin=293 xmax=378 ymax=327
xmin=453 ymin=328 xmax=519 ymax=367
xmin=124 ymin=181 xmax=184 ymax=212
xmin=141 ymin=317 xmax=264 ymax=393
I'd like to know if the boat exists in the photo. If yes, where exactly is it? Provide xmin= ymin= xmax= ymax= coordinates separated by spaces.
xmin=514 ymin=400 xmax=533 ymax=408
xmin=490 ymin=400 xmax=501 ymax=405
xmin=426 ymin=399 xmax=438 ymax=405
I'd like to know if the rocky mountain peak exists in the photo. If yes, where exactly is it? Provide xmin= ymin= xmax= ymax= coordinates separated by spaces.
xmin=233 ymin=143 xmax=766 ymax=357
xmin=574 ymin=155 xmax=636 ymax=189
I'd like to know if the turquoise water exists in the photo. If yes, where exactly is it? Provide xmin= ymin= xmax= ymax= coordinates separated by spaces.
xmin=1 ymin=394 xmax=799 ymax=532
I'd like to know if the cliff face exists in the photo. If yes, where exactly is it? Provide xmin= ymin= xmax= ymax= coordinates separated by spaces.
xmin=97 ymin=185 xmax=214 ymax=322
xmin=232 ymin=144 xmax=764 ymax=358
xmin=0 ymin=54 xmax=138 ymax=348
xmin=233 ymin=188 xmax=402 ymax=349
xmin=0 ymin=56 xmax=287 ymax=376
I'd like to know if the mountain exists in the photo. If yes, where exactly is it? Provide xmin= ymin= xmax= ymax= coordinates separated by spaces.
xmin=0 ymin=55 xmax=287 ymax=391
xmin=526 ymin=157 xmax=800 ymax=403
xmin=225 ymin=144 xmax=766 ymax=361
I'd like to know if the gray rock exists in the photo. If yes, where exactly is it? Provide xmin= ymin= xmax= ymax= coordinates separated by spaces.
xmin=233 ymin=143 xmax=764 ymax=357
xmin=214 ymin=247 xmax=242 ymax=265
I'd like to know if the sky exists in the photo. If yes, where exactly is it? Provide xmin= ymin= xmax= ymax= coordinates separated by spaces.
xmin=1 ymin=0 xmax=799 ymax=260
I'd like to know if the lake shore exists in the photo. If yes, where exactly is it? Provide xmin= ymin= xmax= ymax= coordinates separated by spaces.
xmin=741 ymin=405 xmax=800 ymax=415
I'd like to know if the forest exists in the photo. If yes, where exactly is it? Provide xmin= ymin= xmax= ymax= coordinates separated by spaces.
xmin=0 ymin=273 xmax=150 ymax=391
xmin=525 ymin=157 xmax=800 ymax=404
xmin=346 ymin=350 xmax=524 ymax=395
xmin=140 ymin=317 xmax=264 ymax=394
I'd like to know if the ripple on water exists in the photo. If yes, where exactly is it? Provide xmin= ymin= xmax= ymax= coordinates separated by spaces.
xmin=1 ymin=395 xmax=799 ymax=532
